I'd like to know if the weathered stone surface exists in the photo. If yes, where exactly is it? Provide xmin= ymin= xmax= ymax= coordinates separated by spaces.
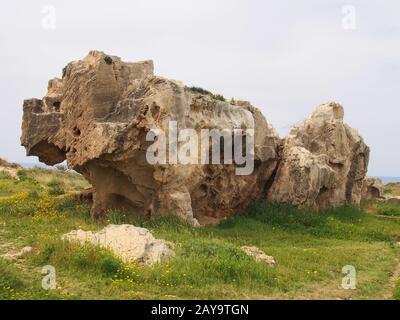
xmin=21 ymin=52 xmax=371 ymax=223
xmin=240 ymin=246 xmax=275 ymax=266
xmin=61 ymin=224 xmax=174 ymax=265
xmin=70 ymin=188 xmax=93 ymax=203
xmin=267 ymin=103 xmax=370 ymax=208
xmin=362 ymin=177 xmax=384 ymax=200
xmin=21 ymin=51 xmax=280 ymax=225
xmin=1 ymin=246 xmax=33 ymax=260
xmin=385 ymin=197 xmax=400 ymax=205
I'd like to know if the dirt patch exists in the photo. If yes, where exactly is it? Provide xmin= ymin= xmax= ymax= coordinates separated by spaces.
xmin=382 ymin=258 xmax=400 ymax=299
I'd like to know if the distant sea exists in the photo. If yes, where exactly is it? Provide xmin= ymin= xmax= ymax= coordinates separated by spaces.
xmin=377 ymin=177 xmax=400 ymax=184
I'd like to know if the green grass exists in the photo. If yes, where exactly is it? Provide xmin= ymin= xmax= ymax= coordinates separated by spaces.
xmin=16 ymin=167 xmax=89 ymax=192
xmin=0 ymin=171 xmax=400 ymax=299
xmin=0 ymin=171 xmax=12 ymax=179
xmin=0 ymin=176 xmax=40 ymax=196
xmin=385 ymin=183 xmax=400 ymax=197
xmin=47 ymin=178 xmax=66 ymax=195
xmin=0 ymin=258 xmax=65 ymax=300
xmin=394 ymin=280 xmax=400 ymax=300
xmin=376 ymin=202 xmax=400 ymax=217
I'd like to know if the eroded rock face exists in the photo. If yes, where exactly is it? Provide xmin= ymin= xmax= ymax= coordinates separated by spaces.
xmin=21 ymin=51 xmax=280 ymax=225
xmin=21 ymin=52 xmax=371 ymax=223
xmin=267 ymin=103 xmax=370 ymax=208
xmin=240 ymin=246 xmax=276 ymax=266
xmin=362 ymin=177 xmax=384 ymax=200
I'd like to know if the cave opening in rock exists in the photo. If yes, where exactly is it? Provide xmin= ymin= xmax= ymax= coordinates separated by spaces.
xmin=72 ymin=127 xmax=81 ymax=137
xmin=53 ymin=101 xmax=61 ymax=111
xmin=107 ymin=193 xmax=146 ymax=218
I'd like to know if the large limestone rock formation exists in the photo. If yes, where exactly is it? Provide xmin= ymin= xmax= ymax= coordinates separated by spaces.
xmin=21 ymin=51 xmax=371 ymax=223
xmin=21 ymin=51 xmax=280 ymax=225
xmin=267 ymin=103 xmax=370 ymax=209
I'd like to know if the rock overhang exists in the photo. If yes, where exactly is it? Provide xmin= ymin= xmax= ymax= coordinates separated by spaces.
xmin=21 ymin=51 xmax=371 ymax=225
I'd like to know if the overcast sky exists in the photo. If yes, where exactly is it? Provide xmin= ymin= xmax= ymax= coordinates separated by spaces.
xmin=0 ymin=0 xmax=399 ymax=176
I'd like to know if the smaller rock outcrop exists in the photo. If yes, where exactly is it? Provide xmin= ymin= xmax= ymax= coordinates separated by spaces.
xmin=385 ymin=197 xmax=400 ymax=205
xmin=240 ymin=246 xmax=276 ymax=266
xmin=0 ymin=158 xmax=21 ymax=178
xmin=62 ymin=224 xmax=174 ymax=265
xmin=21 ymin=51 xmax=280 ymax=225
xmin=20 ymin=52 xmax=372 ymax=222
xmin=1 ymin=246 xmax=33 ymax=260
xmin=362 ymin=177 xmax=384 ymax=200
xmin=267 ymin=103 xmax=370 ymax=209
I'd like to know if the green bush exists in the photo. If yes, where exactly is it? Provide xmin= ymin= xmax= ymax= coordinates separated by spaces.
xmin=376 ymin=202 xmax=400 ymax=216
xmin=107 ymin=210 xmax=128 ymax=225
xmin=384 ymin=188 xmax=393 ymax=194
xmin=73 ymin=249 xmax=94 ymax=269
xmin=218 ymin=201 xmax=396 ymax=242
xmin=0 ymin=193 xmax=37 ymax=216
xmin=0 ymin=259 xmax=26 ymax=299
xmin=212 ymin=94 xmax=226 ymax=102
xmin=35 ymin=243 xmax=57 ymax=264
xmin=16 ymin=169 xmax=28 ymax=181
xmin=394 ymin=281 xmax=400 ymax=300
xmin=37 ymin=241 xmax=124 ymax=279
xmin=100 ymin=256 xmax=122 ymax=277
xmin=238 ymin=202 xmax=324 ymax=228
xmin=187 ymin=86 xmax=226 ymax=102
xmin=0 ymin=171 xmax=12 ymax=179
xmin=47 ymin=179 xmax=65 ymax=195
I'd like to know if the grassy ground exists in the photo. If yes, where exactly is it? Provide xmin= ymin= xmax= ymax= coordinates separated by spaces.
xmin=385 ymin=183 xmax=400 ymax=197
xmin=1 ymin=167 xmax=400 ymax=300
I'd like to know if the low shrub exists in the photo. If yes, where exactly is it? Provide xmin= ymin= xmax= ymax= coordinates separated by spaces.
xmin=47 ymin=179 xmax=65 ymax=195
xmin=394 ymin=280 xmax=400 ymax=300
xmin=0 ymin=192 xmax=37 ymax=216
xmin=376 ymin=202 xmax=400 ymax=216
xmin=0 ymin=259 xmax=26 ymax=299
xmin=212 ymin=94 xmax=226 ymax=102
xmin=16 ymin=169 xmax=28 ymax=181
xmin=36 ymin=241 xmax=123 ymax=278
xmin=0 ymin=171 xmax=12 ymax=179
xmin=100 ymin=256 xmax=122 ymax=277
